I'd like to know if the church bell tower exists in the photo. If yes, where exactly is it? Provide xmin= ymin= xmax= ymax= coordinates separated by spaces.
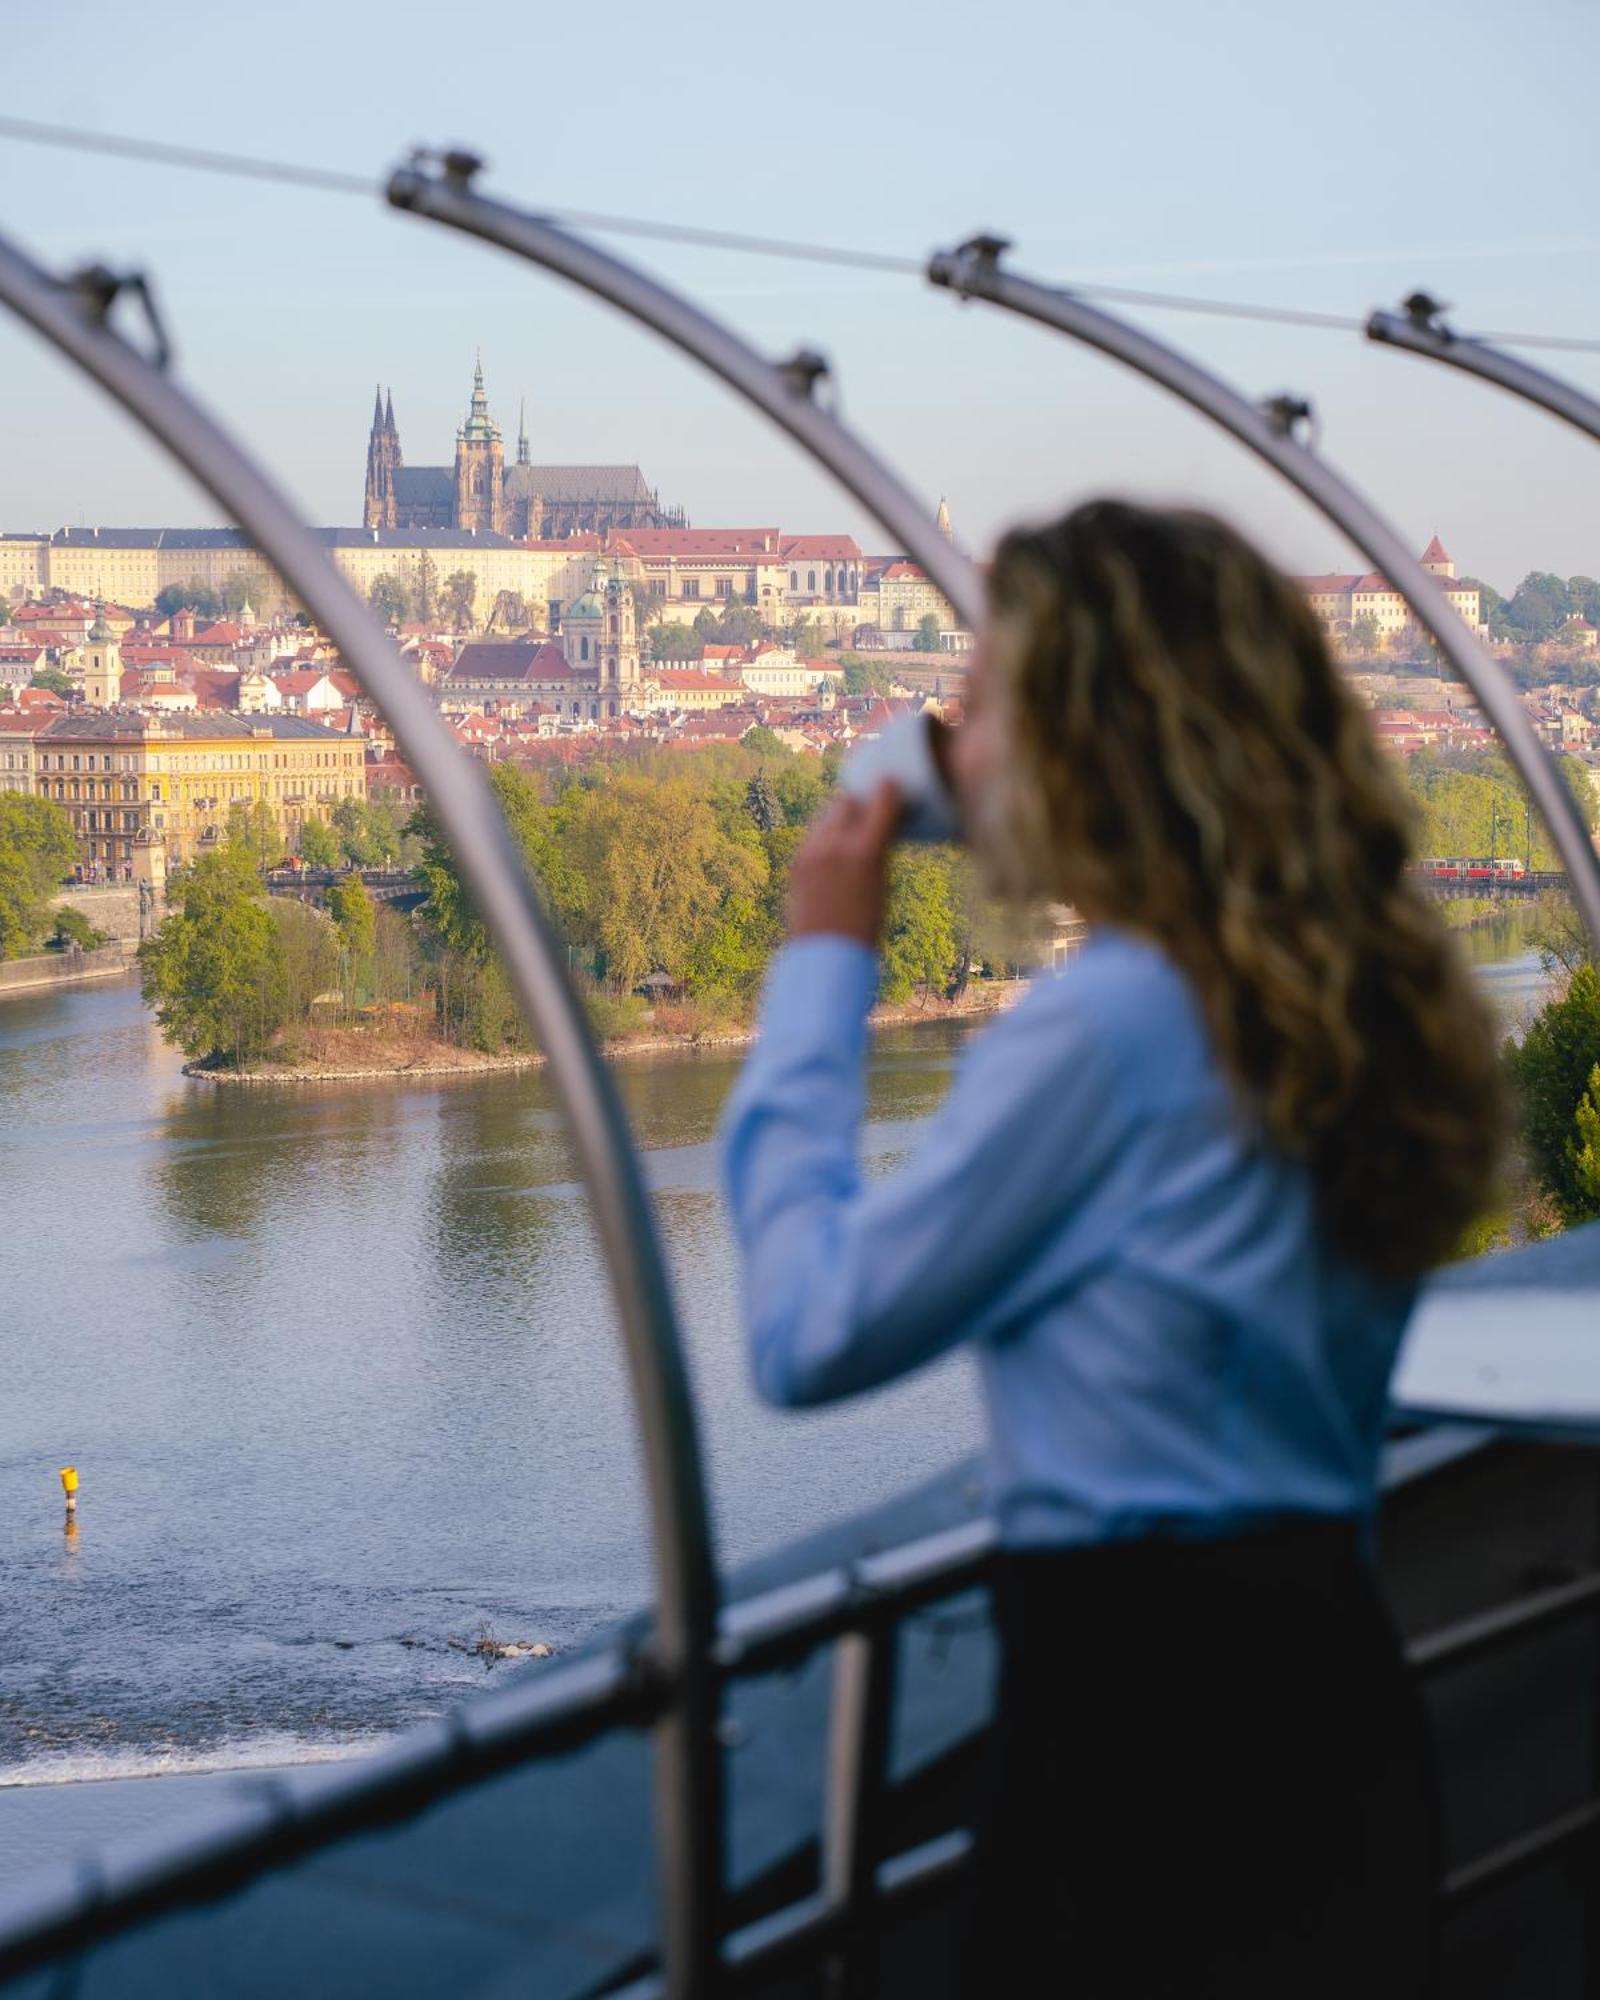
xmin=453 ymin=354 xmax=506 ymax=535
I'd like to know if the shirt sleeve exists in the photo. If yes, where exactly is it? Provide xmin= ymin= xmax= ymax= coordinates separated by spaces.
xmin=719 ymin=935 xmax=1127 ymax=1409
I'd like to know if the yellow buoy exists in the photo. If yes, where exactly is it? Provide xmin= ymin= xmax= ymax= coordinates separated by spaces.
xmin=59 ymin=1466 xmax=78 ymax=1512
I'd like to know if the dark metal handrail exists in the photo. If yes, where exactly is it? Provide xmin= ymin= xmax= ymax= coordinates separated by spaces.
xmin=0 ymin=1516 xmax=996 ymax=1988
xmin=925 ymin=236 xmax=1600 ymax=955
xmin=1368 ymin=293 xmax=1600 ymax=449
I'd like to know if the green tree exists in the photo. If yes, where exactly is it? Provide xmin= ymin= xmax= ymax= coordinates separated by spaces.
xmin=1571 ymin=1063 xmax=1600 ymax=1216
xmin=1404 ymin=748 xmax=1598 ymax=868
xmin=0 ymin=794 xmax=78 ymax=958
xmin=788 ymin=616 xmax=828 ymax=659
xmin=913 ymin=612 xmax=942 ymax=653
xmin=1462 ymin=578 xmax=1511 ymax=641
xmin=137 ymin=847 xmax=288 ymax=1067
xmin=629 ymin=582 xmax=663 ymax=635
xmin=651 ymin=621 xmax=700 ymax=661
xmin=709 ymin=603 xmax=767 ymax=647
xmin=330 ymin=797 xmax=401 ymax=868
xmin=1503 ymin=572 xmax=1574 ymax=642
xmin=441 ymin=569 xmax=478 ymax=632
xmin=327 ymin=873 xmax=377 ymax=1005
xmin=272 ymin=898 xmax=339 ymax=1027
xmin=219 ymin=570 xmax=271 ymax=618
xmin=562 ymin=774 xmax=766 ymax=994
xmin=225 ymin=799 xmax=280 ymax=867
xmin=51 ymin=906 xmax=107 ymax=951
xmin=154 ymin=580 xmax=223 ymax=620
xmin=840 ymin=653 xmax=893 ymax=698
xmin=29 ymin=667 xmax=74 ymax=698
xmin=487 ymin=589 xmax=532 ymax=634
xmin=297 ymin=816 xmax=340 ymax=869
xmin=1569 ymin=576 xmax=1600 ymax=627
xmin=1350 ymin=615 xmax=1382 ymax=654
xmin=880 ymin=847 xmax=959 ymax=1002
xmin=414 ymin=552 xmax=440 ymax=627
xmin=369 ymin=574 xmax=412 ymax=627
xmin=1506 ymin=964 xmax=1600 ymax=1223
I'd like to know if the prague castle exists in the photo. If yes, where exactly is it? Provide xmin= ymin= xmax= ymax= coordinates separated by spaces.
xmin=363 ymin=358 xmax=684 ymax=540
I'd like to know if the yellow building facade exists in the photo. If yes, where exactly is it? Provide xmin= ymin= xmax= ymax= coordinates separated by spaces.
xmin=12 ymin=528 xmax=608 ymax=628
xmin=33 ymin=712 xmax=367 ymax=874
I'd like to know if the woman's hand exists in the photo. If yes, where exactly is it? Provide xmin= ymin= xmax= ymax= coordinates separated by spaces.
xmin=787 ymin=780 xmax=902 ymax=946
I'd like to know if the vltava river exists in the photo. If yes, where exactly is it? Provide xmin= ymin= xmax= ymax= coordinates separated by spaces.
xmin=0 ymin=920 xmax=1551 ymax=1786
xmin=0 ymin=980 xmax=983 ymax=1785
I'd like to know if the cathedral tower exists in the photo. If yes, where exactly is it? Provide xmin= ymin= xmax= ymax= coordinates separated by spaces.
xmin=363 ymin=386 xmax=402 ymax=531
xmin=453 ymin=354 xmax=506 ymax=535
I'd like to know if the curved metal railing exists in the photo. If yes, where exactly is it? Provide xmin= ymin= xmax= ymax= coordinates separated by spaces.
xmin=6 ymin=191 xmax=1600 ymax=1997
xmin=926 ymin=236 xmax=1600 ymax=954
xmin=384 ymin=151 xmax=985 ymax=636
xmin=0 ymin=227 xmax=723 ymax=1998
xmin=1368 ymin=293 xmax=1600 ymax=449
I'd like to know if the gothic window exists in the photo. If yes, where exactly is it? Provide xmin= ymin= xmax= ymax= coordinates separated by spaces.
xmin=580 ymin=636 xmax=589 ymax=661
xmin=825 ymin=569 xmax=833 ymax=593
xmin=808 ymin=571 xmax=817 ymax=592
xmin=790 ymin=571 xmax=798 ymax=590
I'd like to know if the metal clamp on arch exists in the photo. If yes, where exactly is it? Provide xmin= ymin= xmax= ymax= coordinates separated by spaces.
xmin=1368 ymin=293 xmax=1600 ymax=450
xmin=0 ymin=226 xmax=720 ymax=1999
xmin=384 ymin=149 xmax=985 ymax=636
xmin=927 ymin=236 xmax=1600 ymax=953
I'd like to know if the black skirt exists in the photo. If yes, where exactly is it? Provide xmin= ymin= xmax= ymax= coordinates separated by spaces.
xmin=962 ymin=1520 xmax=1438 ymax=1999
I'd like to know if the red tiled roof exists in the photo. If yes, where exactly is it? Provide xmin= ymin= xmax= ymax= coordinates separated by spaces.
xmin=447 ymin=640 xmax=575 ymax=684
xmin=655 ymin=669 xmax=741 ymax=692
xmin=610 ymin=529 xmax=783 ymax=559
xmin=1420 ymin=535 xmax=1451 ymax=564
xmin=780 ymin=535 xmax=863 ymax=561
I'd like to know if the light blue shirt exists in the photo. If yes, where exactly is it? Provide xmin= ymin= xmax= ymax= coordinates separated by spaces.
xmin=720 ymin=928 xmax=1417 ymax=1546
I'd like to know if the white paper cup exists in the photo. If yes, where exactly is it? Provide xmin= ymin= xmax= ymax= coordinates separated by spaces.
xmin=838 ymin=712 xmax=961 ymax=844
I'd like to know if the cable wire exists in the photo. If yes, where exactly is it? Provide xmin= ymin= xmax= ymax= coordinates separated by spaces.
xmin=3 ymin=114 xmax=1598 ymax=354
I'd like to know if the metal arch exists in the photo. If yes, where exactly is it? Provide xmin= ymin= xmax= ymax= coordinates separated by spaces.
xmin=1369 ymin=294 xmax=1600 ymax=448
xmin=0 ymin=230 xmax=723 ymax=1998
xmin=927 ymin=237 xmax=1600 ymax=954
xmin=384 ymin=152 xmax=985 ymax=636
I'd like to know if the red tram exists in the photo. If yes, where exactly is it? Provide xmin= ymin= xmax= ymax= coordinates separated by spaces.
xmin=1419 ymin=856 xmax=1529 ymax=882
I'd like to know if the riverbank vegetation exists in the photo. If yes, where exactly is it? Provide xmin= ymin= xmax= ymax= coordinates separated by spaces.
xmin=138 ymin=740 xmax=1030 ymax=1072
xmin=1403 ymin=746 xmax=1598 ymax=866
xmin=0 ymin=794 xmax=78 ymax=960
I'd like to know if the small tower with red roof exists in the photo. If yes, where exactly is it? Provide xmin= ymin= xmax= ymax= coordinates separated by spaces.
xmin=1420 ymin=534 xmax=1456 ymax=580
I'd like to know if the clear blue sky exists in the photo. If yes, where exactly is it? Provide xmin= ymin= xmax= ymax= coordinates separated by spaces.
xmin=4 ymin=0 xmax=1598 ymax=593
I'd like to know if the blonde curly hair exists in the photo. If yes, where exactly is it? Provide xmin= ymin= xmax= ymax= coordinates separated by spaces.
xmin=984 ymin=499 xmax=1507 ymax=1280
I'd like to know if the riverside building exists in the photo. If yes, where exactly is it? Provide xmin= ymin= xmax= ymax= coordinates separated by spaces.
xmin=33 ymin=711 xmax=367 ymax=875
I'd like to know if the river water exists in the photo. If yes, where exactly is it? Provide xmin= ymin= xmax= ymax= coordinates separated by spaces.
xmin=0 ymin=917 xmax=1552 ymax=1800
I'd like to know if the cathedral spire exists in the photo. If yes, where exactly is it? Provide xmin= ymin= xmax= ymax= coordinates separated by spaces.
xmin=385 ymin=388 xmax=396 ymax=434
xmin=462 ymin=350 xmax=499 ymax=442
xmin=372 ymin=384 xmax=384 ymax=431
xmin=517 ymin=397 xmax=530 ymax=466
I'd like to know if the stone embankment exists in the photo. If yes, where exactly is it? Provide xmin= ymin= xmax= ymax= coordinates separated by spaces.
xmin=0 ymin=943 xmax=135 ymax=1000
xmin=184 ymin=983 xmax=1024 ymax=1085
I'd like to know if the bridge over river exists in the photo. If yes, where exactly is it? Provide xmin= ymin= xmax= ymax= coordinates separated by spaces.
xmin=1411 ymin=868 xmax=1570 ymax=901
xmin=262 ymin=866 xmax=428 ymax=912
